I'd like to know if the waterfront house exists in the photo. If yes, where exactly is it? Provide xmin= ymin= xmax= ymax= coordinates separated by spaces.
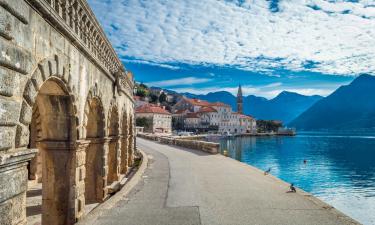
xmin=173 ymin=96 xmax=256 ymax=134
xmin=136 ymin=104 xmax=172 ymax=134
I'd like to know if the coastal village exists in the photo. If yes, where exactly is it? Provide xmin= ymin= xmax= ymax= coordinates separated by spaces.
xmin=134 ymin=84 xmax=288 ymax=136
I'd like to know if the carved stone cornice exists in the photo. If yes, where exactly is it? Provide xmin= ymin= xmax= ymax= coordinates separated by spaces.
xmin=26 ymin=0 xmax=134 ymax=95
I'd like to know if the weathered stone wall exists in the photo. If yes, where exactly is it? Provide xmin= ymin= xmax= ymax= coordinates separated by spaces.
xmin=137 ymin=133 xmax=220 ymax=154
xmin=0 ymin=0 xmax=135 ymax=224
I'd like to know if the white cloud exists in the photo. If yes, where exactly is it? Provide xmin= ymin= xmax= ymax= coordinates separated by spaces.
xmin=264 ymin=82 xmax=283 ymax=88
xmin=122 ymin=59 xmax=180 ymax=70
xmin=146 ymin=77 xmax=211 ymax=87
xmin=89 ymin=0 xmax=375 ymax=75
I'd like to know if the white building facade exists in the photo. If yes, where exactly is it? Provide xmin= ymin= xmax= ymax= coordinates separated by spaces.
xmin=175 ymin=98 xmax=257 ymax=134
xmin=136 ymin=104 xmax=172 ymax=133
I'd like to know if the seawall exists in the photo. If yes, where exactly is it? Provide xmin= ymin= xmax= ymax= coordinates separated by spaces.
xmin=137 ymin=133 xmax=219 ymax=154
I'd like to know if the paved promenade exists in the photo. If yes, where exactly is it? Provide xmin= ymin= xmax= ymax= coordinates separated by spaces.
xmin=87 ymin=138 xmax=359 ymax=225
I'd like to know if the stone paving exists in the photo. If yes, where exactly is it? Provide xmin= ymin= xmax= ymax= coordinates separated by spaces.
xmin=87 ymin=138 xmax=360 ymax=225
xmin=26 ymin=182 xmax=42 ymax=225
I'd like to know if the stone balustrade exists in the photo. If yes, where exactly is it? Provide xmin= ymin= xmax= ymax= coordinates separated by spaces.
xmin=27 ymin=0 xmax=134 ymax=95
xmin=137 ymin=133 xmax=220 ymax=154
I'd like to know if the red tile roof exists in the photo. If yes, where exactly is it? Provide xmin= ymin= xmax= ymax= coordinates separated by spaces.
xmin=209 ymin=102 xmax=230 ymax=107
xmin=185 ymin=112 xmax=200 ymax=118
xmin=239 ymin=114 xmax=253 ymax=119
xmin=174 ymin=109 xmax=189 ymax=114
xmin=136 ymin=104 xmax=171 ymax=115
xmin=184 ymin=97 xmax=230 ymax=108
xmin=185 ymin=98 xmax=210 ymax=106
xmin=198 ymin=106 xmax=217 ymax=113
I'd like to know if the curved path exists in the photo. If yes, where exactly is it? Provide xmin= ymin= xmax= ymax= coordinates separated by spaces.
xmin=90 ymin=138 xmax=359 ymax=225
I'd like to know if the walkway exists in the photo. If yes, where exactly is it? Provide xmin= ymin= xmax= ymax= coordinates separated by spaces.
xmin=88 ymin=138 xmax=359 ymax=225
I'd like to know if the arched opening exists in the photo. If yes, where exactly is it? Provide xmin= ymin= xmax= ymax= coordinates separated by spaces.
xmin=120 ymin=112 xmax=129 ymax=174
xmin=26 ymin=78 xmax=76 ymax=225
xmin=84 ymin=97 xmax=105 ymax=206
xmin=28 ymin=107 xmax=42 ymax=183
xmin=107 ymin=106 xmax=119 ymax=184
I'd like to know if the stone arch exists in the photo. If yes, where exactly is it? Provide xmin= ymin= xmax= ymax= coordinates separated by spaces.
xmin=107 ymin=99 xmax=120 ymax=184
xmin=82 ymin=89 xmax=107 ymax=204
xmin=19 ymin=55 xmax=81 ymax=225
xmin=17 ymin=54 xmax=79 ymax=148
xmin=82 ymin=85 xmax=105 ymax=139
xmin=120 ymin=109 xmax=129 ymax=174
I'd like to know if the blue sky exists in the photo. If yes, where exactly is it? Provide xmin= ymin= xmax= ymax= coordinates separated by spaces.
xmin=87 ymin=0 xmax=375 ymax=98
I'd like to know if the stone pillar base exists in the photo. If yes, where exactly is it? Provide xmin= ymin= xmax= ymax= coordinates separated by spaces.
xmin=0 ymin=148 xmax=37 ymax=225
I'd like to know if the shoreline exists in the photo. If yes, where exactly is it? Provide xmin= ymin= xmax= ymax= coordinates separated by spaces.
xmin=220 ymin=155 xmax=361 ymax=225
xmin=138 ymin=139 xmax=361 ymax=225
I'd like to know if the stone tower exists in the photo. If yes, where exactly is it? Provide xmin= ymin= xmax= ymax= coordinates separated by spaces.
xmin=237 ymin=84 xmax=243 ymax=114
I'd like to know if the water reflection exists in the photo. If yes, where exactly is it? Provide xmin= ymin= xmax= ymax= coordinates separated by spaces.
xmin=219 ymin=132 xmax=375 ymax=225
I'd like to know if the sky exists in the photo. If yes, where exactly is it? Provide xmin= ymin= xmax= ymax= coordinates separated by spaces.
xmin=87 ymin=0 xmax=375 ymax=99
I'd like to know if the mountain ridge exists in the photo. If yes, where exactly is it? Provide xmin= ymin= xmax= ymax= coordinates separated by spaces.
xmin=171 ymin=89 xmax=323 ymax=124
xmin=289 ymin=74 xmax=375 ymax=130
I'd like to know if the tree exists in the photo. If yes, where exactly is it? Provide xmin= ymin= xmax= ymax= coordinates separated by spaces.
xmin=135 ymin=83 xmax=149 ymax=97
xmin=136 ymin=88 xmax=147 ymax=97
xmin=159 ymin=92 xmax=167 ymax=103
xmin=257 ymin=120 xmax=282 ymax=133
xmin=136 ymin=117 xmax=152 ymax=131
xmin=150 ymin=94 xmax=158 ymax=103
xmin=139 ymin=83 xmax=148 ymax=89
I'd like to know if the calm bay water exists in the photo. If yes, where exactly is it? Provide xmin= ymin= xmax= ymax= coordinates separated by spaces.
xmin=218 ymin=132 xmax=375 ymax=225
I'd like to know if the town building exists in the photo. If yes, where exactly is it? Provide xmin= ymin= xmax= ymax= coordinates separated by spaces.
xmin=134 ymin=95 xmax=149 ymax=108
xmin=136 ymin=104 xmax=172 ymax=133
xmin=172 ymin=109 xmax=190 ymax=130
xmin=173 ymin=93 xmax=257 ymax=134
xmin=173 ymin=97 xmax=211 ymax=113
xmin=184 ymin=113 xmax=201 ymax=129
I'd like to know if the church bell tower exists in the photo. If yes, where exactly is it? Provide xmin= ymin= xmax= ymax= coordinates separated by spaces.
xmin=237 ymin=84 xmax=243 ymax=114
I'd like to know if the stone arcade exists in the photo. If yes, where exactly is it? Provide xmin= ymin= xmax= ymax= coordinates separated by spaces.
xmin=0 ymin=0 xmax=135 ymax=225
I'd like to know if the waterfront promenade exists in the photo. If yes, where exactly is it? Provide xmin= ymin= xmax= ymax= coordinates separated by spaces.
xmin=81 ymin=138 xmax=359 ymax=225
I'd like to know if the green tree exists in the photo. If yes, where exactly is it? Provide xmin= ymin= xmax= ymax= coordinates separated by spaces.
xmin=257 ymin=120 xmax=282 ymax=132
xmin=159 ymin=92 xmax=167 ymax=103
xmin=150 ymin=94 xmax=158 ymax=103
xmin=136 ymin=88 xmax=147 ymax=97
xmin=139 ymin=83 xmax=148 ymax=89
xmin=136 ymin=117 xmax=152 ymax=131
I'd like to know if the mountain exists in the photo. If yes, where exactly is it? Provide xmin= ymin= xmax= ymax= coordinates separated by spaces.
xmin=289 ymin=74 xmax=375 ymax=130
xmin=247 ymin=91 xmax=323 ymax=124
xmin=181 ymin=90 xmax=322 ymax=124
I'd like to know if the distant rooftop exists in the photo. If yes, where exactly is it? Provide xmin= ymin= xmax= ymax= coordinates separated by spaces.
xmin=136 ymin=104 xmax=171 ymax=115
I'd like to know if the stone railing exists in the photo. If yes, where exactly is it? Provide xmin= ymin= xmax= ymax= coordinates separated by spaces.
xmin=27 ymin=0 xmax=134 ymax=92
xmin=137 ymin=133 xmax=219 ymax=154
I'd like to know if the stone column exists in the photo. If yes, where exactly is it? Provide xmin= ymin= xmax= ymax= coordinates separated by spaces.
xmin=127 ymin=138 xmax=134 ymax=167
xmin=127 ymin=127 xmax=135 ymax=167
xmin=120 ymin=135 xmax=129 ymax=174
xmin=38 ymin=141 xmax=77 ymax=225
xmin=107 ymin=137 xmax=120 ymax=184
xmin=74 ymin=140 xmax=89 ymax=221
xmin=116 ymin=137 xmax=122 ymax=177
xmin=0 ymin=149 xmax=37 ymax=225
xmin=102 ymin=139 xmax=110 ymax=200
